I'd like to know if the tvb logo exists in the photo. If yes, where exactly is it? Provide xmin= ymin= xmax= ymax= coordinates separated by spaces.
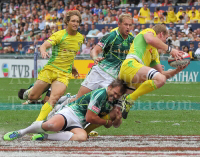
xmin=2 ymin=63 xmax=9 ymax=77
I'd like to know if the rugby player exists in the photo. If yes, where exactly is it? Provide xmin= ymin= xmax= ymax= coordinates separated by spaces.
xmin=119 ymin=24 xmax=189 ymax=119
xmin=4 ymin=79 xmax=126 ymax=141
xmin=19 ymin=10 xmax=84 ymax=121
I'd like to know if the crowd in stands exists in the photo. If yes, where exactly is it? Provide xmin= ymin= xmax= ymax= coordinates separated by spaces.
xmin=0 ymin=0 xmax=199 ymax=58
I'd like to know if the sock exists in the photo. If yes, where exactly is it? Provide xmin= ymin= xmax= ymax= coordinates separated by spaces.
xmin=47 ymin=131 xmax=74 ymax=141
xmin=18 ymin=121 xmax=45 ymax=136
xmin=36 ymin=102 xmax=53 ymax=121
xmin=126 ymin=80 xmax=157 ymax=101
xmin=84 ymin=114 xmax=110 ymax=134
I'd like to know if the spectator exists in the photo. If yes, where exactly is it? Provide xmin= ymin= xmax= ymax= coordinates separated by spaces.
xmin=125 ymin=7 xmax=132 ymax=16
xmin=16 ymin=43 xmax=25 ymax=55
xmin=83 ymin=17 xmax=92 ymax=24
xmin=2 ymin=12 xmax=11 ymax=26
xmin=39 ymin=16 xmax=46 ymax=30
xmin=182 ymin=23 xmax=190 ymax=35
xmin=110 ymin=16 xmax=117 ymax=24
xmin=86 ymin=24 xmax=100 ymax=37
xmin=187 ymin=33 xmax=194 ymax=41
xmin=7 ymin=44 xmax=15 ymax=54
xmin=103 ymin=11 xmax=112 ymax=24
xmin=138 ymin=0 xmax=145 ymax=7
xmin=98 ymin=12 xmax=104 ymax=24
xmin=183 ymin=45 xmax=189 ymax=53
xmin=176 ymin=7 xmax=184 ymax=21
xmin=0 ymin=43 xmax=3 ymax=54
xmin=81 ymin=41 xmax=92 ymax=55
xmin=171 ymin=34 xmax=180 ymax=48
xmin=134 ymin=29 xmax=140 ymax=36
xmin=194 ymin=42 xmax=200 ymax=56
xmin=0 ymin=31 xmax=4 ymax=42
xmin=138 ymin=3 xmax=150 ymax=24
xmin=133 ymin=10 xmax=139 ymax=23
xmin=4 ymin=47 xmax=8 ymax=54
xmin=92 ymin=4 xmax=102 ymax=15
xmin=0 ymin=18 xmax=3 ymax=28
xmin=190 ymin=12 xmax=198 ymax=23
xmin=96 ymin=27 xmax=108 ymax=40
xmin=27 ymin=46 xmax=35 ymax=54
xmin=150 ymin=0 xmax=161 ymax=7
xmin=167 ymin=7 xmax=177 ymax=23
xmin=186 ymin=16 xmax=191 ymax=23
xmin=189 ymin=41 xmax=195 ymax=52
xmin=78 ymin=24 xmax=85 ymax=34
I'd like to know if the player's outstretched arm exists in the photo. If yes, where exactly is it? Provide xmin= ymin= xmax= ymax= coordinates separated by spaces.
xmin=153 ymin=64 xmax=189 ymax=79
xmin=40 ymin=41 xmax=52 ymax=59
xmin=143 ymin=33 xmax=184 ymax=60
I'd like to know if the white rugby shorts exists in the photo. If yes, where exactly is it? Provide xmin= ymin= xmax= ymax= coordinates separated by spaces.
xmin=56 ymin=107 xmax=83 ymax=131
xmin=81 ymin=65 xmax=115 ymax=90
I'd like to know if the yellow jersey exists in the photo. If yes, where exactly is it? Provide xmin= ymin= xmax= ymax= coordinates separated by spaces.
xmin=47 ymin=29 xmax=84 ymax=73
xmin=138 ymin=8 xmax=150 ymax=24
xmin=127 ymin=28 xmax=160 ymax=67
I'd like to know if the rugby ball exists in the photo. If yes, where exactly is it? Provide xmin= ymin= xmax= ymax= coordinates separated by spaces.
xmin=168 ymin=52 xmax=190 ymax=68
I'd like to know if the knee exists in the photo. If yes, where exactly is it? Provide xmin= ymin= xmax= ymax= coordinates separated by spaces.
xmin=28 ymin=93 xmax=39 ymax=100
xmin=156 ymin=75 xmax=166 ymax=88
xmin=75 ymin=132 xmax=88 ymax=141
xmin=42 ymin=122 xmax=60 ymax=132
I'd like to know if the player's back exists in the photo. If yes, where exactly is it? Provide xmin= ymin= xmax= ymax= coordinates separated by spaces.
xmin=127 ymin=28 xmax=160 ymax=66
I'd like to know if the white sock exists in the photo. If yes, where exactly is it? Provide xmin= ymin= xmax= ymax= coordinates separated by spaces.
xmin=18 ymin=121 xmax=45 ymax=136
xmin=47 ymin=131 xmax=74 ymax=141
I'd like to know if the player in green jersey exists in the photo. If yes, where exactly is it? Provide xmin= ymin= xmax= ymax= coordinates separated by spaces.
xmin=4 ymin=79 xmax=126 ymax=141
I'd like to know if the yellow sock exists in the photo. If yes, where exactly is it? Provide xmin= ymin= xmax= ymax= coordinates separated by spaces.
xmin=85 ymin=114 xmax=110 ymax=134
xmin=36 ymin=102 xmax=53 ymax=121
xmin=126 ymin=80 xmax=157 ymax=101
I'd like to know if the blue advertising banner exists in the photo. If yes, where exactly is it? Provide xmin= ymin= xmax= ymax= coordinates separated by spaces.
xmin=161 ymin=60 xmax=200 ymax=82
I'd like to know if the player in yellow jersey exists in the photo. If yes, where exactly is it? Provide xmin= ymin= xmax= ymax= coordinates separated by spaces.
xmin=21 ymin=10 xmax=84 ymax=121
xmin=119 ymin=24 xmax=189 ymax=119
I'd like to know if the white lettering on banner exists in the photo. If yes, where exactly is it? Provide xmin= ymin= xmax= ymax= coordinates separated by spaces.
xmin=168 ymin=71 xmax=199 ymax=82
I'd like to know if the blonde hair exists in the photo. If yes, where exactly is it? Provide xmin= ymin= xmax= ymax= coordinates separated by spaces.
xmin=118 ymin=14 xmax=132 ymax=23
xmin=152 ymin=24 xmax=168 ymax=35
xmin=64 ymin=10 xmax=82 ymax=25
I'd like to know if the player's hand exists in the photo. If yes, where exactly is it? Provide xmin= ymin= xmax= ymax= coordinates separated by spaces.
xmin=114 ymin=107 xmax=122 ymax=119
xmin=41 ymin=51 xmax=50 ymax=59
xmin=170 ymin=49 xmax=184 ymax=61
xmin=104 ymin=120 xmax=113 ymax=128
xmin=94 ymin=57 xmax=105 ymax=65
xmin=72 ymin=68 xmax=80 ymax=79
xmin=176 ymin=62 xmax=190 ymax=72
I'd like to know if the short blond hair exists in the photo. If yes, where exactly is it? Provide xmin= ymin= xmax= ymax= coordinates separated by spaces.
xmin=64 ymin=10 xmax=82 ymax=25
xmin=118 ymin=14 xmax=132 ymax=23
xmin=152 ymin=24 xmax=168 ymax=35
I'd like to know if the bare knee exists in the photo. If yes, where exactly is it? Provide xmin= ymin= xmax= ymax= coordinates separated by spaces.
xmin=28 ymin=93 xmax=40 ymax=100
xmin=42 ymin=121 xmax=61 ymax=132
xmin=154 ymin=75 xmax=166 ymax=88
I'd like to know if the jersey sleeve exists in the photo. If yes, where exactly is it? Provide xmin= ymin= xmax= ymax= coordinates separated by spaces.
xmin=47 ymin=31 xmax=62 ymax=46
xmin=88 ymin=89 xmax=106 ymax=114
xmin=97 ymin=33 xmax=113 ymax=50
xmin=150 ymin=50 xmax=160 ymax=67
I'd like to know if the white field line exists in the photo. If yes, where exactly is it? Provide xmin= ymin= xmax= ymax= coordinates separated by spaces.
xmin=145 ymin=94 xmax=200 ymax=98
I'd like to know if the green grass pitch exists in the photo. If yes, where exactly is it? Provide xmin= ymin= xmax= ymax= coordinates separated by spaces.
xmin=0 ymin=78 xmax=200 ymax=135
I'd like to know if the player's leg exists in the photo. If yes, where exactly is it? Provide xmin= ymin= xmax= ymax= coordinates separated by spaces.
xmin=119 ymin=59 xmax=166 ymax=118
xmin=126 ymin=67 xmax=166 ymax=101
xmin=28 ymin=80 xmax=50 ymax=100
xmin=36 ymin=80 xmax=66 ymax=121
